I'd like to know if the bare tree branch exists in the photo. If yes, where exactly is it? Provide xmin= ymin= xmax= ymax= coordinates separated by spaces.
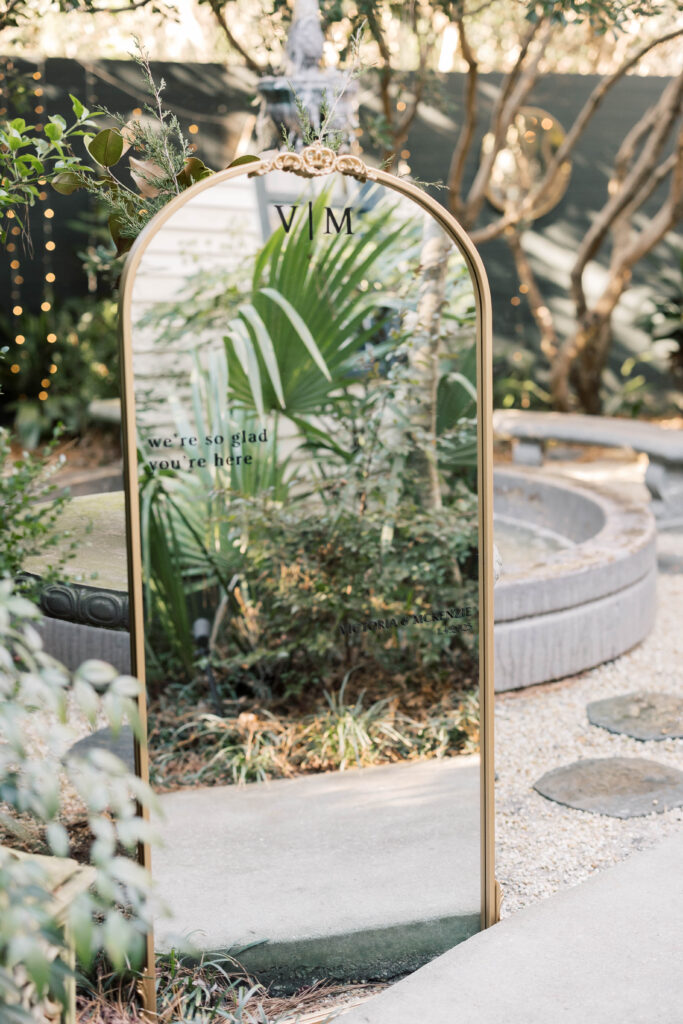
xmin=551 ymin=124 xmax=683 ymax=411
xmin=506 ymin=227 xmax=559 ymax=362
xmin=463 ymin=19 xmax=552 ymax=227
xmin=489 ymin=17 xmax=544 ymax=146
xmin=613 ymin=103 xmax=659 ymax=184
xmin=620 ymin=125 xmax=683 ymax=269
xmin=570 ymin=69 xmax=683 ymax=319
xmin=204 ymin=0 xmax=265 ymax=75
xmin=471 ymin=25 xmax=683 ymax=245
xmin=447 ymin=13 xmax=479 ymax=219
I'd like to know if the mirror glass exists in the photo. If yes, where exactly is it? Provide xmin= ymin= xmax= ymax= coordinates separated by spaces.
xmin=126 ymin=166 xmax=484 ymax=998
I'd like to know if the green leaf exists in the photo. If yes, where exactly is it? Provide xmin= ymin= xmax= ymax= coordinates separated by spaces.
xmin=238 ymin=305 xmax=286 ymax=408
xmin=108 ymin=211 xmax=134 ymax=256
xmin=69 ymin=93 xmax=87 ymax=119
xmin=227 ymin=154 xmax=260 ymax=168
xmin=46 ymin=821 xmax=69 ymax=857
xmin=176 ymin=156 xmax=213 ymax=189
xmin=225 ymin=321 xmax=265 ymax=418
xmin=44 ymin=123 xmax=63 ymax=143
xmin=103 ymin=911 xmax=133 ymax=971
xmin=87 ymin=128 xmax=124 ymax=167
xmin=260 ymin=287 xmax=332 ymax=381
xmin=19 ymin=154 xmax=44 ymax=175
xmin=51 ymin=170 xmax=84 ymax=195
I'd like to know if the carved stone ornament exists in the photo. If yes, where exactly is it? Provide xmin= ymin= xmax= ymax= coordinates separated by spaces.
xmin=18 ymin=573 xmax=129 ymax=631
xmin=253 ymin=142 xmax=375 ymax=181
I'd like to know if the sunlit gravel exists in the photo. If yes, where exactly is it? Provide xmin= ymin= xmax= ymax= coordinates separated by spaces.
xmin=495 ymin=462 xmax=683 ymax=917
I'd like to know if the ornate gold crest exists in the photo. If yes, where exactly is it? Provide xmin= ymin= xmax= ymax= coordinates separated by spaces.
xmin=253 ymin=142 xmax=374 ymax=181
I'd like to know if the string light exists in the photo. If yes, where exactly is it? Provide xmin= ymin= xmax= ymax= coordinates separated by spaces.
xmin=38 ymin=391 xmax=48 ymax=400
xmin=49 ymin=364 xmax=57 ymax=373
xmin=15 ymin=336 xmax=25 ymax=345
xmin=47 ymin=333 xmax=57 ymax=343
xmin=12 ymin=305 xmax=22 ymax=315
xmin=519 ymin=284 xmax=529 ymax=294
xmin=45 ymin=273 xmax=55 ymax=282
xmin=45 ymin=241 xmax=55 ymax=251
xmin=15 ymin=275 xmax=23 ymax=285
xmin=41 ymin=378 xmax=50 ymax=387
xmin=6 ymin=243 xmax=15 ymax=252
xmin=189 ymin=124 xmax=199 ymax=134
xmin=10 ymin=259 xmax=19 ymax=269
xmin=41 ymin=301 xmax=51 ymax=311
xmin=44 ymin=208 xmax=54 ymax=219
xmin=396 ymin=101 xmax=406 ymax=112
xmin=10 ymin=365 xmax=20 ymax=374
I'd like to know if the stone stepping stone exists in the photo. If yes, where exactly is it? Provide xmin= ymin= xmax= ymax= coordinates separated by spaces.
xmin=68 ymin=725 xmax=135 ymax=773
xmin=533 ymin=757 xmax=683 ymax=818
xmin=586 ymin=691 xmax=683 ymax=741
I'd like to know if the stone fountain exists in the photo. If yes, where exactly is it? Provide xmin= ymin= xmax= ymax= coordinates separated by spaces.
xmin=257 ymin=0 xmax=358 ymax=151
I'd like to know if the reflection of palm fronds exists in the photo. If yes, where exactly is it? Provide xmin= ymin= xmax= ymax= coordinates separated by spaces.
xmin=223 ymin=188 xmax=416 ymax=422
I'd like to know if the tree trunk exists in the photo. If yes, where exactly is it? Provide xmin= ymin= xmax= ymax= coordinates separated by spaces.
xmin=407 ymin=218 xmax=450 ymax=511
xmin=550 ymin=314 xmax=613 ymax=413
xmin=572 ymin=317 xmax=614 ymax=414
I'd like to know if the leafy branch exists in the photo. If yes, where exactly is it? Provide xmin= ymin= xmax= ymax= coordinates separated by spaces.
xmin=51 ymin=41 xmax=215 ymax=255
xmin=0 ymin=98 xmax=101 ymax=247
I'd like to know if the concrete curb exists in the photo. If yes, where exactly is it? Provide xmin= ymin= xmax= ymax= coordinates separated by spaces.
xmin=336 ymin=831 xmax=683 ymax=1024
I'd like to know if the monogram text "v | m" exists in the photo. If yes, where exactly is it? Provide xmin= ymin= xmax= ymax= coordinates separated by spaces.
xmin=274 ymin=202 xmax=354 ymax=240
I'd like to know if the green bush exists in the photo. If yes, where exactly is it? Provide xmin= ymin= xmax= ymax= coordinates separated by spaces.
xmin=207 ymin=492 xmax=478 ymax=704
xmin=0 ymin=296 xmax=119 ymax=447
xmin=0 ymin=426 xmax=76 ymax=591
xmin=0 ymin=583 xmax=157 ymax=1021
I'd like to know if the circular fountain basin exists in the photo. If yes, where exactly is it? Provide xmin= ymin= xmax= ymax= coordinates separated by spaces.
xmin=27 ymin=471 xmax=657 ymax=692
xmin=494 ymin=467 xmax=657 ymax=691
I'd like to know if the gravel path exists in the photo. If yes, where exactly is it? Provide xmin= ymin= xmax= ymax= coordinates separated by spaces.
xmin=495 ymin=459 xmax=683 ymax=917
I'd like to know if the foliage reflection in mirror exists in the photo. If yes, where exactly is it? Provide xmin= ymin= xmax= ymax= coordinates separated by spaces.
xmin=119 ymin=145 xmax=495 ymax=1014
xmin=483 ymin=107 xmax=572 ymax=219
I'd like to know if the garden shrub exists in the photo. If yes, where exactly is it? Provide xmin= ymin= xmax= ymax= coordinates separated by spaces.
xmin=205 ymin=491 xmax=479 ymax=706
xmin=0 ymin=296 xmax=119 ymax=446
xmin=0 ymin=582 xmax=156 ymax=1021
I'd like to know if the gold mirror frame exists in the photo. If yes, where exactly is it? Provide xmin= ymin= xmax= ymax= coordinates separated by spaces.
xmin=118 ymin=145 xmax=497 ymax=1014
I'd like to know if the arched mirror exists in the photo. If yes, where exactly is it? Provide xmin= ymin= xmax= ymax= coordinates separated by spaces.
xmin=119 ymin=145 xmax=495 ymax=1013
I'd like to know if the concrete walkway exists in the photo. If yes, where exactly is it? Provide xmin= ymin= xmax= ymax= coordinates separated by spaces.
xmin=336 ymin=830 xmax=683 ymax=1024
xmin=153 ymin=756 xmax=481 ymax=986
